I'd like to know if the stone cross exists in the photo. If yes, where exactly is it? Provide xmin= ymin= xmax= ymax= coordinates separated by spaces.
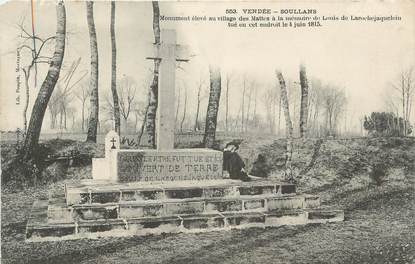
xmin=146 ymin=29 xmax=189 ymax=150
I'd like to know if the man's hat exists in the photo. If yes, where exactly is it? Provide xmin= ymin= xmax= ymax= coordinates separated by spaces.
xmin=225 ymin=139 xmax=243 ymax=150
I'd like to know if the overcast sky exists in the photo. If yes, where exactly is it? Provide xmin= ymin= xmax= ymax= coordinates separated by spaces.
xmin=0 ymin=0 xmax=414 ymax=132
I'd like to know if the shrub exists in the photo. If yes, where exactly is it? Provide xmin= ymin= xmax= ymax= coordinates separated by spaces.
xmin=364 ymin=112 xmax=412 ymax=137
xmin=369 ymin=162 xmax=388 ymax=186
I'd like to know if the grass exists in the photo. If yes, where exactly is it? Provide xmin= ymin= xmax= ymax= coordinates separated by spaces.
xmin=1 ymin=135 xmax=415 ymax=263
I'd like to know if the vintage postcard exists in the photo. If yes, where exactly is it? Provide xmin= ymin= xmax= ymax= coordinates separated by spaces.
xmin=0 ymin=0 xmax=414 ymax=263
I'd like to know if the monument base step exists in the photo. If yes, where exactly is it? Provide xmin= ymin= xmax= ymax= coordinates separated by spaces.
xmin=26 ymin=199 xmax=344 ymax=242
xmin=48 ymin=193 xmax=320 ymax=222
xmin=64 ymin=179 xmax=297 ymax=206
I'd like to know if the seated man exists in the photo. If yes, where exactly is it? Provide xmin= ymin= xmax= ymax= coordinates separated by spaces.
xmin=223 ymin=140 xmax=250 ymax=182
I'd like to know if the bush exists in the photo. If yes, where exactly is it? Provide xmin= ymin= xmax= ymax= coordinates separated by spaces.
xmin=369 ymin=162 xmax=388 ymax=186
xmin=364 ymin=112 xmax=412 ymax=137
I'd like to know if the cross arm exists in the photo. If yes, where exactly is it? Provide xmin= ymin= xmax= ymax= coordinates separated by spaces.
xmin=146 ymin=43 xmax=190 ymax=62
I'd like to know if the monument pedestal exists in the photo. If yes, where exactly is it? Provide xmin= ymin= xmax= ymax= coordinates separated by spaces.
xmin=25 ymin=29 xmax=343 ymax=242
xmin=26 ymin=177 xmax=344 ymax=241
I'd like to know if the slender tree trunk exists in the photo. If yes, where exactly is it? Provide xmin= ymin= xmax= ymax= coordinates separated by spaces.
xmin=63 ymin=107 xmax=67 ymax=129
xmin=272 ymin=93 xmax=276 ymax=134
xmin=22 ymin=1 xmax=66 ymax=160
xmin=30 ymin=0 xmax=37 ymax=89
xmin=86 ymin=1 xmax=99 ymax=142
xmin=225 ymin=76 xmax=230 ymax=132
xmin=123 ymin=117 xmax=128 ymax=134
xmin=22 ymin=68 xmax=31 ymax=132
xmin=111 ymin=1 xmax=121 ymax=135
xmin=402 ymin=75 xmax=406 ymax=136
xmin=299 ymin=64 xmax=309 ymax=138
xmin=278 ymin=95 xmax=281 ymax=135
xmin=276 ymin=70 xmax=294 ymax=182
xmin=175 ymin=85 xmax=181 ymax=130
xmin=145 ymin=1 xmax=161 ymax=148
xmin=59 ymin=110 xmax=62 ymax=129
xmin=81 ymin=100 xmax=85 ymax=131
xmin=246 ymin=86 xmax=252 ymax=133
xmin=137 ymin=102 xmax=149 ymax=145
xmin=180 ymin=86 xmax=187 ymax=132
xmin=203 ymin=65 xmax=221 ymax=148
xmin=253 ymin=88 xmax=257 ymax=127
xmin=329 ymin=111 xmax=333 ymax=135
xmin=194 ymin=85 xmax=201 ymax=131
xmin=49 ymin=108 xmax=56 ymax=129
xmin=313 ymin=107 xmax=318 ymax=137
xmin=241 ymin=77 xmax=246 ymax=133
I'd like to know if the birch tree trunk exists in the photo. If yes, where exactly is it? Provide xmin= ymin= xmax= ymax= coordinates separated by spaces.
xmin=111 ymin=1 xmax=121 ymax=135
xmin=299 ymin=64 xmax=309 ymax=138
xmin=203 ymin=65 xmax=221 ymax=148
xmin=22 ymin=1 xmax=66 ymax=160
xmin=145 ymin=1 xmax=161 ymax=148
xmin=86 ymin=1 xmax=99 ymax=142
xmin=276 ymin=70 xmax=294 ymax=181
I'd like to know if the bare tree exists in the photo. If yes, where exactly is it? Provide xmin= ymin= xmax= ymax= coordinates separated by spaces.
xmin=145 ymin=1 xmax=161 ymax=148
xmin=252 ymin=86 xmax=258 ymax=128
xmin=137 ymin=93 xmax=150 ymax=145
xmin=174 ymin=83 xmax=181 ymax=130
xmin=264 ymin=83 xmax=280 ymax=135
xmin=49 ymin=58 xmax=86 ymax=130
xmin=245 ymin=81 xmax=254 ymax=132
xmin=110 ymin=1 xmax=121 ymax=135
xmin=194 ymin=73 xmax=207 ymax=131
xmin=86 ymin=1 xmax=99 ymax=142
xmin=22 ymin=1 xmax=66 ymax=160
xmin=75 ymin=80 xmax=90 ymax=131
xmin=308 ymin=78 xmax=324 ymax=137
xmin=322 ymin=85 xmax=347 ymax=136
xmin=262 ymin=87 xmax=277 ymax=134
xmin=240 ymin=75 xmax=247 ymax=132
xmin=390 ymin=67 xmax=415 ymax=136
xmin=180 ymin=84 xmax=188 ymax=132
xmin=276 ymin=70 xmax=293 ymax=182
xmin=132 ymin=101 xmax=146 ymax=133
xmin=203 ymin=65 xmax=221 ymax=148
xmin=299 ymin=64 xmax=309 ymax=138
xmin=224 ymin=72 xmax=233 ymax=132
xmin=17 ymin=19 xmax=56 ymax=132
xmin=118 ymin=76 xmax=137 ymax=133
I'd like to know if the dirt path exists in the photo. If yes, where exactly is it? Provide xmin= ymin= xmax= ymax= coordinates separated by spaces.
xmin=2 ymin=179 xmax=414 ymax=264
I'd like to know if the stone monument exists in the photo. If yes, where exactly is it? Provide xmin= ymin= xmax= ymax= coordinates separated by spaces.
xmin=26 ymin=29 xmax=344 ymax=241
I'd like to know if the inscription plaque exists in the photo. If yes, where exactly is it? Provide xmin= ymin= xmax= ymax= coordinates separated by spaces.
xmin=116 ymin=149 xmax=223 ymax=182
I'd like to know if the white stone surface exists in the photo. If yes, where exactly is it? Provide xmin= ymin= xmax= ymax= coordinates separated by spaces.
xmin=92 ymin=131 xmax=120 ymax=181
xmin=92 ymin=158 xmax=109 ymax=181
xmin=147 ymin=29 xmax=189 ymax=150
xmin=104 ymin=130 xmax=120 ymax=158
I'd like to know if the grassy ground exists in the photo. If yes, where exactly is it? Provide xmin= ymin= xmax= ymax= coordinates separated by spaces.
xmin=1 ymin=136 xmax=415 ymax=263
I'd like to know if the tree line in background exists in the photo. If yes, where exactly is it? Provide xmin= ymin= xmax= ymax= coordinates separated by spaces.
xmin=14 ymin=0 xmax=414 ymax=169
